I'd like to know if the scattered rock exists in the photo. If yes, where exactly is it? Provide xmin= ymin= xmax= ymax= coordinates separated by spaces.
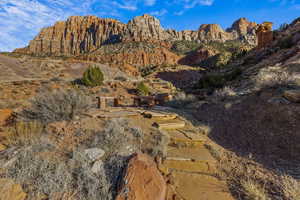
xmin=0 ymin=179 xmax=27 ymax=200
xmin=116 ymin=153 xmax=166 ymax=200
xmin=283 ymin=90 xmax=300 ymax=103
xmin=91 ymin=160 xmax=104 ymax=174
xmin=84 ymin=148 xmax=105 ymax=162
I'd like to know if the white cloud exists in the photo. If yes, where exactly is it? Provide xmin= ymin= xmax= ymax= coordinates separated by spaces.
xmin=144 ymin=0 xmax=156 ymax=6
xmin=149 ymin=9 xmax=168 ymax=16
xmin=112 ymin=1 xmax=138 ymax=11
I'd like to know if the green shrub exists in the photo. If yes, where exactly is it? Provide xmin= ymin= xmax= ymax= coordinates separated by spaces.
xmin=196 ymin=68 xmax=242 ymax=90
xmin=197 ymin=74 xmax=226 ymax=89
xmin=278 ymin=36 xmax=294 ymax=49
xmin=136 ymin=82 xmax=150 ymax=96
xmin=82 ymin=66 xmax=104 ymax=87
xmin=171 ymin=40 xmax=201 ymax=55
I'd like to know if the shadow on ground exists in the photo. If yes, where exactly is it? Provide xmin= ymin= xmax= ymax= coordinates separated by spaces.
xmin=193 ymin=89 xmax=300 ymax=177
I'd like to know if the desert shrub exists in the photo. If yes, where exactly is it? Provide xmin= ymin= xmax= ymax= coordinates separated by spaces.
xmin=197 ymin=74 xmax=226 ymax=89
xmin=5 ymin=121 xmax=43 ymax=147
xmin=214 ymin=86 xmax=236 ymax=100
xmin=22 ymin=89 xmax=91 ymax=123
xmin=166 ymin=92 xmax=197 ymax=108
xmin=241 ymin=180 xmax=270 ymax=200
xmin=196 ymin=68 xmax=242 ymax=90
xmin=147 ymin=130 xmax=170 ymax=158
xmin=278 ymin=36 xmax=294 ymax=49
xmin=5 ymin=144 xmax=112 ymax=200
xmin=280 ymin=175 xmax=300 ymax=200
xmin=82 ymin=66 xmax=104 ymax=87
xmin=91 ymin=119 xmax=143 ymax=157
xmin=255 ymin=66 xmax=297 ymax=89
xmin=136 ymin=82 xmax=150 ymax=96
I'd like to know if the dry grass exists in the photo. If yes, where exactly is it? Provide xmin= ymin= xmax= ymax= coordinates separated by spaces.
xmin=241 ymin=180 xmax=270 ymax=200
xmin=205 ymin=144 xmax=285 ymax=200
xmin=5 ymin=144 xmax=112 ymax=200
xmin=5 ymin=121 xmax=43 ymax=146
xmin=255 ymin=66 xmax=297 ymax=89
xmin=22 ymin=88 xmax=91 ymax=123
xmin=214 ymin=86 xmax=237 ymax=100
xmin=166 ymin=92 xmax=197 ymax=108
xmin=280 ymin=175 xmax=300 ymax=200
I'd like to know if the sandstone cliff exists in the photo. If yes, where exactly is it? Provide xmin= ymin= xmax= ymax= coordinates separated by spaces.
xmin=15 ymin=15 xmax=258 ymax=56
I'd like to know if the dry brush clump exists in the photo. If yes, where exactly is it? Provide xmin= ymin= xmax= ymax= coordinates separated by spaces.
xmin=241 ymin=179 xmax=270 ymax=200
xmin=22 ymin=88 xmax=91 ymax=123
xmin=4 ymin=121 xmax=43 ymax=147
xmin=280 ymin=175 xmax=300 ymax=200
xmin=255 ymin=66 xmax=297 ymax=89
xmin=166 ymin=92 xmax=197 ymax=108
xmin=5 ymin=144 xmax=112 ymax=200
xmin=213 ymin=86 xmax=237 ymax=101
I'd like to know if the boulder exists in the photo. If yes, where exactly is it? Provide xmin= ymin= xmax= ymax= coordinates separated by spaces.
xmin=0 ymin=179 xmax=27 ymax=200
xmin=283 ymin=90 xmax=300 ymax=103
xmin=0 ymin=109 xmax=13 ymax=126
xmin=91 ymin=160 xmax=104 ymax=174
xmin=84 ymin=148 xmax=105 ymax=162
xmin=116 ymin=153 xmax=166 ymax=200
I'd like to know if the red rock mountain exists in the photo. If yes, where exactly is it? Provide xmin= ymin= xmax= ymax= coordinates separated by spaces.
xmin=15 ymin=14 xmax=258 ymax=56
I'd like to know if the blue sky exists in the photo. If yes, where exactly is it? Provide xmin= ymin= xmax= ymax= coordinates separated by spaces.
xmin=0 ymin=0 xmax=299 ymax=52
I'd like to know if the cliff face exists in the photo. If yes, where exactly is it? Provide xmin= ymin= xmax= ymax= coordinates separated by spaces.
xmin=15 ymin=15 xmax=258 ymax=56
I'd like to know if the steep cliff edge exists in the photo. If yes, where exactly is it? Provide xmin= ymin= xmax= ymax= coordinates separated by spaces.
xmin=15 ymin=15 xmax=258 ymax=56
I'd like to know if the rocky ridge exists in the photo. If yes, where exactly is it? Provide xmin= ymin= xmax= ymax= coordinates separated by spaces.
xmin=15 ymin=15 xmax=258 ymax=56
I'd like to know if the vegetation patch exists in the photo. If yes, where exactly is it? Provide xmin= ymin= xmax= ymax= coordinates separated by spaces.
xmin=22 ymin=89 xmax=91 ymax=123
xmin=82 ymin=66 xmax=104 ymax=87
xmin=136 ymin=82 xmax=151 ymax=96
xmin=196 ymin=68 xmax=242 ymax=90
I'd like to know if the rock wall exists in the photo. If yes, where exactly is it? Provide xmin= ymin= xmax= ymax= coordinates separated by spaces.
xmin=15 ymin=15 xmax=258 ymax=56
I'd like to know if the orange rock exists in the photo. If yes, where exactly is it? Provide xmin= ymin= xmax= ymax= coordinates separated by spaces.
xmin=0 ymin=109 xmax=13 ymax=126
xmin=0 ymin=179 xmax=27 ymax=200
xmin=116 ymin=153 xmax=166 ymax=200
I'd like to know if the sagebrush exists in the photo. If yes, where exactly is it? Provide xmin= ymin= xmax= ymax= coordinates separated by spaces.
xmin=22 ymin=89 xmax=91 ymax=123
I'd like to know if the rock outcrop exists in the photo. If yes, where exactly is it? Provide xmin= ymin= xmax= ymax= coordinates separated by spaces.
xmin=15 ymin=15 xmax=258 ymax=56
xmin=116 ymin=153 xmax=166 ymax=200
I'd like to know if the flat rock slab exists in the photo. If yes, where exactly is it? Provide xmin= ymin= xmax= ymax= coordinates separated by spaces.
xmin=116 ymin=153 xmax=166 ymax=200
xmin=153 ymin=121 xmax=185 ymax=130
xmin=162 ymin=160 xmax=216 ymax=174
xmin=167 ymin=130 xmax=206 ymax=147
xmin=85 ymin=110 xmax=139 ymax=118
xmin=166 ymin=146 xmax=215 ymax=162
xmin=167 ymin=171 xmax=234 ymax=200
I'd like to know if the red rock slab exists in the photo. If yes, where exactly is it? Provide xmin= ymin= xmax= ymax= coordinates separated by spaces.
xmin=116 ymin=153 xmax=166 ymax=200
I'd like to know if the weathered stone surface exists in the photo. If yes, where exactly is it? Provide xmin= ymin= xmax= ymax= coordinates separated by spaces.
xmin=91 ymin=160 xmax=104 ymax=174
xmin=116 ymin=153 xmax=166 ymax=200
xmin=0 ymin=109 xmax=13 ymax=126
xmin=0 ymin=179 xmax=27 ymax=200
xmin=283 ymin=90 xmax=300 ymax=103
xmin=256 ymin=22 xmax=273 ymax=49
xmin=15 ymin=15 xmax=258 ymax=56
xmin=84 ymin=148 xmax=105 ymax=162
